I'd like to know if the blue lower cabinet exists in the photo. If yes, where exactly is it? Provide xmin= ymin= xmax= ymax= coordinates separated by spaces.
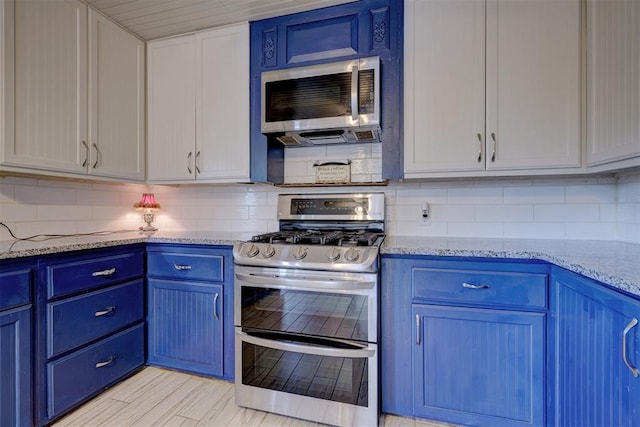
xmin=0 ymin=305 xmax=32 ymax=427
xmin=47 ymin=324 xmax=144 ymax=418
xmin=413 ymin=304 xmax=545 ymax=427
xmin=551 ymin=268 xmax=640 ymax=427
xmin=147 ymin=279 xmax=224 ymax=377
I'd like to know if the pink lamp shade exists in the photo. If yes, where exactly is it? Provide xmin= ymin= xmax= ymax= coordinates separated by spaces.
xmin=134 ymin=193 xmax=160 ymax=232
xmin=134 ymin=193 xmax=161 ymax=210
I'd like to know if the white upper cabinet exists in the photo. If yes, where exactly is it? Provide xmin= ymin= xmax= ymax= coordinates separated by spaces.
xmin=147 ymin=22 xmax=250 ymax=183
xmin=88 ymin=10 xmax=145 ymax=181
xmin=587 ymin=0 xmax=640 ymax=170
xmin=404 ymin=0 xmax=582 ymax=178
xmin=147 ymin=35 xmax=196 ymax=181
xmin=1 ymin=0 xmax=145 ymax=181
xmin=8 ymin=0 xmax=88 ymax=174
xmin=195 ymin=24 xmax=250 ymax=181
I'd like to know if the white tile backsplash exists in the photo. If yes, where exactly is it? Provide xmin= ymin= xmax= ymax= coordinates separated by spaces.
xmin=1 ymin=170 xmax=639 ymax=243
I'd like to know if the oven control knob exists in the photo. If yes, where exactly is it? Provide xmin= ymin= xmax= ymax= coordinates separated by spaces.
xmin=292 ymin=246 xmax=307 ymax=260
xmin=245 ymin=243 xmax=260 ymax=258
xmin=344 ymin=247 xmax=360 ymax=262
xmin=262 ymin=245 xmax=276 ymax=258
xmin=326 ymin=247 xmax=341 ymax=262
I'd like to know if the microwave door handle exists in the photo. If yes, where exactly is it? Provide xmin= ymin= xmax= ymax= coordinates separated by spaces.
xmin=235 ymin=272 xmax=374 ymax=290
xmin=351 ymin=63 xmax=359 ymax=122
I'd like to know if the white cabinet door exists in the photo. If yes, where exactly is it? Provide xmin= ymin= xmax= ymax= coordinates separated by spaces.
xmin=9 ymin=0 xmax=88 ymax=173
xmin=486 ymin=0 xmax=581 ymax=170
xmin=147 ymin=35 xmax=196 ymax=181
xmin=404 ymin=0 xmax=485 ymax=175
xmin=88 ymin=11 xmax=145 ymax=181
xmin=195 ymin=23 xmax=250 ymax=182
xmin=587 ymin=0 xmax=640 ymax=168
xmin=404 ymin=0 xmax=581 ymax=177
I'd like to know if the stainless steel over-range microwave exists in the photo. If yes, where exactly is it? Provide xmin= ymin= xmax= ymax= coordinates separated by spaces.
xmin=261 ymin=56 xmax=381 ymax=146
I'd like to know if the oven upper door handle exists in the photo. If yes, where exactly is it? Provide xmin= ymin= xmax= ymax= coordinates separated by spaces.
xmin=235 ymin=272 xmax=375 ymax=290
xmin=237 ymin=330 xmax=375 ymax=359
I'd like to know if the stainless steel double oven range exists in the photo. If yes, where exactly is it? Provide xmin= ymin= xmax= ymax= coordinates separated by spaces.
xmin=233 ymin=193 xmax=385 ymax=426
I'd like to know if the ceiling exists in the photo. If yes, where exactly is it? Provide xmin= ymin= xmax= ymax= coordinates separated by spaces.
xmin=86 ymin=0 xmax=357 ymax=41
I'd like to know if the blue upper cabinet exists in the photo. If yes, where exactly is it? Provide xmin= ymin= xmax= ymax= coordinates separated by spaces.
xmin=249 ymin=0 xmax=403 ymax=183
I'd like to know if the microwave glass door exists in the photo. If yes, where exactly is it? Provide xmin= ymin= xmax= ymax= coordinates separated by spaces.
xmin=264 ymin=70 xmax=375 ymax=123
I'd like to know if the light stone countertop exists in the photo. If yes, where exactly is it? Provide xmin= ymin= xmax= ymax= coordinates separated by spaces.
xmin=1 ymin=231 xmax=638 ymax=298
xmin=382 ymin=236 xmax=640 ymax=297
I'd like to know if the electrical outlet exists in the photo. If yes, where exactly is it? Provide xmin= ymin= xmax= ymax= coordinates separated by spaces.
xmin=419 ymin=201 xmax=431 ymax=226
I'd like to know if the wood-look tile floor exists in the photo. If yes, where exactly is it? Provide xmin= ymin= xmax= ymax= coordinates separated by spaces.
xmin=52 ymin=367 xmax=456 ymax=427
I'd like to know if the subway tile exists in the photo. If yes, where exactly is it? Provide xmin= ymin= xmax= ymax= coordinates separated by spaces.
xmin=474 ymin=204 xmax=534 ymax=222
xmin=534 ymin=204 xmax=600 ymax=222
xmin=1 ymin=204 xmax=38 ymax=222
xmin=566 ymin=222 xmax=618 ymax=240
xmin=446 ymin=187 xmax=503 ymax=205
xmin=503 ymin=185 xmax=565 ymax=204
xmin=38 ymin=205 xmax=92 ymax=221
xmin=503 ymin=222 xmax=566 ymax=239
xmin=76 ymin=189 xmax=121 ymax=206
xmin=15 ymin=185 xmax=76 ymax=204
xmin=447 ymin=222 xmax=504 ymax=238
xmin=565 ymin=184 xmax=617 ymax=203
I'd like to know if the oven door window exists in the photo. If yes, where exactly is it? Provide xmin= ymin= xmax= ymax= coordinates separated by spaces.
xmin=240 ymin=331 xmax=370 ymax=407
xmin=241 ymin=286 xmax=369 ymax=342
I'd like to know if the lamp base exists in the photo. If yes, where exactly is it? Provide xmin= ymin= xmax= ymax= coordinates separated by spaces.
xmin=139 ymin=225 xmax=158 ymax=232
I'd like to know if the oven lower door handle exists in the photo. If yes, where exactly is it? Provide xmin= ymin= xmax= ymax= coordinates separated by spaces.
xmin=237 ymin=330 xmax=375 ymax=359
xmin=235 ymin=272 xmax=375 ymax=290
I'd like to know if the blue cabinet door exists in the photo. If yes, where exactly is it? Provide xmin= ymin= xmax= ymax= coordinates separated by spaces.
xmin=413 ymin=304 xmax=545 ymax=427
xmin=551 ymin=268 xmax=640 ymax=427
xmin=0 ymin=305 xmax=32 ymax=427
xmin=148 ymin=278 xmax=224 ymax=377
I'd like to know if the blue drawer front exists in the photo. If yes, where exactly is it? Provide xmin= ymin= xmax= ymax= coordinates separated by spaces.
xmin=45 ymin=251 xmax=144 ymax=299
xmin=412 ymin=268 xmax=547 ymax=309
xmin=147 ymin=252 xmax=224 ymax=282
xmin=47 ymin=280 xmax=144 ymax=358
xmin=47 ymin=323 xmax=144 ymax=419
xmin=0 ymin=267 xmax=32 ymax=310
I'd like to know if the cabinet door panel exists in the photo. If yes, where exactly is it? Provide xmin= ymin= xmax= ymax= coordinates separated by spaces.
xmin=413 ymin=304 xmax=545 ymax=427
xmin=147 ymin=35 xmax=196 ymax=181
xmin=196 ymin=23 xmax=250 ymax=181
xmin=486 ymin=0 xmax=581 ymax=170
xmin=10 ymin=0 xmax=87 ymax=173
xmin=88 ymin=11 xmax=145 ymax=180
xmin=0 ymin=306 xmax=32 ymax=427
xmin=148 ymin=279 xmax=223 ymax=377
xmin=553 ymin=272 xmax=640 ymax=427
xmin=404 ymin=0 xmax=485 ymax=174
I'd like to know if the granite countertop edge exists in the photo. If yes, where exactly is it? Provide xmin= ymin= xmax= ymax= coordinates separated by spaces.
xmin=1 ymin=233 xmax=638 ymax=298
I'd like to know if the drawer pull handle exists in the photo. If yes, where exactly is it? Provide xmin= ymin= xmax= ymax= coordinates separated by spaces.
xmin=95 ymin=356 xmax=116 ymax=368
xmin=174 ymin=264 xmax=192 ymax=271
xmin=213 ymin=293 xmax=219 ymax=319
xmin=95 ymin=306 xmax=116 ymax=317
xmin=416 ymin=314 xmax=420 ymax=346
xmin=623 ymin=317 xmax=639 ymax=378
xmin=462 ymin=282 xmax=490 ymax=289
xmin=92 ymin=268 xmax=116 ymax=277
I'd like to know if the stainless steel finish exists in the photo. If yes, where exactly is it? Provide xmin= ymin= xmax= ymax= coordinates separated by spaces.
xmin=235 ymin=331 xmax=378 ymax=427
xmin=95 ymin=356 xmax=116 ymax=368
xmin=239 ymin=330 xmax=375 ymax=358
xmin=277 ymin=192 xmax=385 ymax=222
xmin=327 ymin=247 xmax=341 ymax=262
xmin=195 ymin=151 xmax=201 ymax=174
xmin=234 ymin=266 xmax=378 ymax=342
xmin=262 ymin=245 xmax=276 ymax=258
xmin=92 ymin=142 xmax=101 ymax=168
xmin=351 ymin=63 xmax=359 ymax=121
xmin=416 ymin=314 xmax=420 ymax=345
xmin=94 ymin=306 xmax=115 ymax=317
xmin=213 ymin=293 xmax=219 ymax=319
xmin=292 ymin=246 xmax=307 ymax=260
xmin=261 ymin=57 xmax=380 ymax=134
xmin=623 ymin=317 xmax=639 ymax=378
xmin=92 ymin=268 xmax=116 ymax=277
xmin=173 ymin=264 xmax=192 ymax=271
xmin=234 ymin=241 xmax=380 ymax=272
xmin=187 ymin=151 xmax=193 ymax=174
xmin=462 ymin=282 xmax=490 ymax=289
xmin=82 ymin=140 xmax=89 ymax=167
xmin=477 ymin=133 xmax=482 ymax=162
xmin=491 ymin=132 xmax=497 ymax=162
xmin=344 ymin=247 xmax=360 ymax=262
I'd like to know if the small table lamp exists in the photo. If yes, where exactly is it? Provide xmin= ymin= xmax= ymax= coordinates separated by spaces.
xmin=134 ymin=193 xmax=160 ymax=232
